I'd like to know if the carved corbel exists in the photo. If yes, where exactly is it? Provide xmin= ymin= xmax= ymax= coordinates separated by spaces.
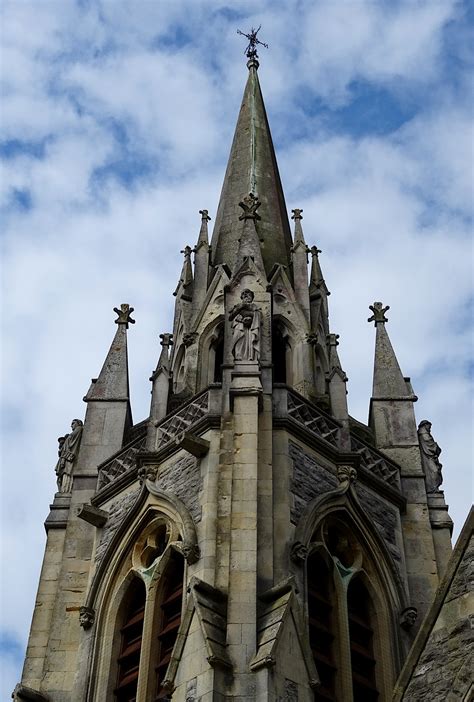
xmin=400 ymin=606 xmax=418 ymax=630
xmin=182 ymin=332 xmax=198 ymax=347
xmin=79 ymin=606 xmax=95 ymax=629
xmin=74 ymin=503 xmax=108 ymax=528
xmin=12 ymin=685 xmax=49 ymax=702
xmin=139 ymin=465 xmax=158 ymax=484
xmin=290 ymin=540 xmax=308 ymax=566
xmin=175 ymin=432 xmax=210 ymax=458
xmin=337 ymin=464 xmax=357 ymax=485
xmin=173 ymin=540 xmax=200 ymax=565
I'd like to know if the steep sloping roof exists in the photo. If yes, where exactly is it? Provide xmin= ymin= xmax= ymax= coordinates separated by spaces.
xmin=393 ymin=507 xmax=474 ymax=701
xmin=210 ymin=60 xmax=292 ymax=276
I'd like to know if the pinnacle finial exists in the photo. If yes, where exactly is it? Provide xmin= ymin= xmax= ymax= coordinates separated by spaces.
xmin=239 ymin=193 xmax=261 ymax=221
xmin=159 ymin=333 xmax=173 ymax=348
xmin=368 ymin=301 xmax=390 ymax=325
xmin=199 ymin=209 xmax=211 ymax=223
xmin=114 ymin=303 xmax=135 ymax=328
xmin=310 ymin=245 xmax=322 ymax=257
xmin=237 ymin=25 xmax=268 ymax=68
xmin=291 ymin=208 xmax=303 ymax=221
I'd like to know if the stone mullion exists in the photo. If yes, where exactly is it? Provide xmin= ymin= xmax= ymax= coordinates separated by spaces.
xmin=136 ymin=580 xmax=158 ymax=702
xmin=334 ymin=572 xmax=354 ymax=702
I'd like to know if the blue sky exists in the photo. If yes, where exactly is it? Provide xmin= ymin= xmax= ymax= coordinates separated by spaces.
xmin=1 ymin=0 xmax=473 ymax=697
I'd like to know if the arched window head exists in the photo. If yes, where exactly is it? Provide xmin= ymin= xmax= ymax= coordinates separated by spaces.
xmin=114 ymin=578 xmax=146 ymax=702
xmin=132 ymin=517 xmax=176 ymax=572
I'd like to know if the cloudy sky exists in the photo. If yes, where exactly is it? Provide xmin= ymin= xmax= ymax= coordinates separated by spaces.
xmin=1 ymin=0 xmax=472 ymax=696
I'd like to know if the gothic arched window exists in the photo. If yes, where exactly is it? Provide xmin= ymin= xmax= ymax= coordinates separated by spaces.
xmin=306 ymin=517 xmax=387 ymax=701
xmin=96 ymin=512 xmax=188 ymax=702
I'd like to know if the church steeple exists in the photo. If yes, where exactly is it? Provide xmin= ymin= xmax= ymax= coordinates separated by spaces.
xmin=210 ymin=55 xmax=292 ymax=276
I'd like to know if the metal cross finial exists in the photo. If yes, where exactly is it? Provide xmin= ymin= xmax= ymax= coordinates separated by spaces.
xmin=114 ymin=303 xmax=135 ymax=328
xmin=237 ymin=25 xmax=268 ymax=60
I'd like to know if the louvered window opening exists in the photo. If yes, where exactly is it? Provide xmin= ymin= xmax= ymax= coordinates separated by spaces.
xmin=308 ymin=554 xmax=338 ymax=702
xmin=348 ymin=579 xmax=378 ymax=702
xmin=154 ymin=559 xmax=184 ymax=700
xmin=115 ymin=581 xmax=146 ymax=702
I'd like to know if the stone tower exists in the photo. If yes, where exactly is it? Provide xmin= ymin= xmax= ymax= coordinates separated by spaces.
xmin=15 ymin=49 xmax=455 ymax=702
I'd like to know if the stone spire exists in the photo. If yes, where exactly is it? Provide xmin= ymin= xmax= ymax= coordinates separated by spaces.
xmin=84 ymin=304 xmax=134 ymax=403
xmin=210 ymin=58 xmax=292 ymax=276
xmin=81 ymin=304 xmax=134 ymax=467
xmin=368 ymin=302 xmax=409 ymax=398
xmin=291 ymin=208 xmax=310 ymax=322
xmin=193 ymin=210 xmax=211 ymax=315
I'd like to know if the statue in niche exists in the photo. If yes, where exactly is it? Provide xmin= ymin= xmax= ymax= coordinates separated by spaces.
xmin=55 ymin=419 xmax=83 ymax=493
xmin=229 ymin=289 xmax=261 ymax=362
xmin=418 ymin=420 xmax=443 ymax=493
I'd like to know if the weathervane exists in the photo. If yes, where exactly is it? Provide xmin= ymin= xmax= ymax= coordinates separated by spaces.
xmin=237 ymin=25 xmax=268 ymax=60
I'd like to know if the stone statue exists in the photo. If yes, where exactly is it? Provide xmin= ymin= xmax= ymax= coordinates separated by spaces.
xmin=55 ymin=419 xmax=83 ymax=493
xmin=229 ymin=289 xmax=261 ymax=362
xmin=418 ymin=420 xmax=443 ymax=493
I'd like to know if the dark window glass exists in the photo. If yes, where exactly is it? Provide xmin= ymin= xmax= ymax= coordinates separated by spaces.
xmin=348 ymin=578 xmax=378 ymax=702
xmin=115 ymin=579 xmax=146 ymax=702
xmin=154 ymin=555 xmax=184 ymax=700
xmin=213 ymin=331 xmax=224 ymax=383
xmin=308 ymin=553 xmax=338 ymax=702
xmin=273 ymin=323 xmax=287 ymax=383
